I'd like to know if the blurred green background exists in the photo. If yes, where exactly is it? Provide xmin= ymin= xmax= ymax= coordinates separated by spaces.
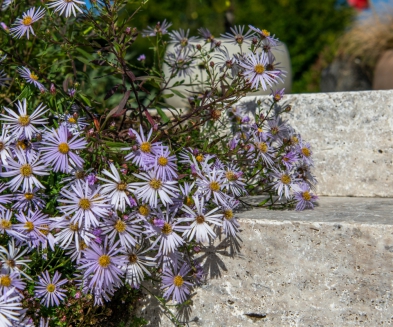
xmin=128 ymin=0 xmax=355 ymax=93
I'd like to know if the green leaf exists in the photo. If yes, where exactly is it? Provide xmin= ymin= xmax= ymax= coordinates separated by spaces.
xmin=78 ymin=94 xmax=91 ymax=106
xmin=155 ymin=106 xmax=170 ymax=124
xmin=170 ymin=89 xmax=186 ymax=98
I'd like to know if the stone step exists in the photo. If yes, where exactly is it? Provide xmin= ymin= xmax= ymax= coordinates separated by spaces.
xmin=136 ymin=197 xmax=393 ymax=326
xmin=238 ymin=90 xmax=393 ymax=197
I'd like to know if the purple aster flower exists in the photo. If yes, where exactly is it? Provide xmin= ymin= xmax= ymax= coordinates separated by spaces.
xmin=281 ymin=151 xmax=298 ymax=170
xmin=34 ymin=270 xmax=67 ymax=307
xmin=58 ymin=180 xmax=110 ymax=229
xmin=131 ymin=170 xmax=179 ymax=208
xmin=271 ymin=169 xmax=297 ymax=199
xmin=86 ymin=173 xmax=97 ymax=185
xmin=17 ymin=67 xmax=46 ymax=90
xmin=161 ymin=263 xmax=192 ymax=303
xmin=180 ymin=196 xmax=222 ymax=243
xmin=78 ymin=237 xmax=125 ymax=290
xmin=0 ymin=210 xmax=25 ymax=242
xmin=296 ymin=139 xmax=313 ymax=166
xmin=122 ymin=245 xmax=156 ymax=286
xmin=222 ymin=164 xmax=247 ymax=197
xmin=0 ymin=240 xmax=31 ymax=279
xmin=124 ymin=126 xmax=162 ymax=170
xmin=0 ymin=288 xmax=23 ymax=326
xmin=196 ymin=167 xmax=231 ymax=206
xmin=220 ymin=200 xmax=240 ymax=238
xmin=267 ymin=116 xmax=288 ymax=140
xmin=293 ymin=183 xmax=318 ymax=211
xmin=248 ymin=25 xmax=280 ymax=47
xmin=48 ymin=0 xmax=85 ymax=18
xmin=60 ymin=113 xmax=89 ymax=135
xmin=191 ymin=260 xmax=205 ymax=285
xmin=13 ymin=187 xmax=46 ymax=212
xmin=239 ymin=52 xmax=283 ymax=90
xmin=220 ymin=25 xmax=254 ymax=46
xmin=166 ymin=48 xmax=195 ymax=78
xmin=145 ymin=147 xmax=178 ymax=181
xmin=9 ymin=7 xmax=46 ymax=39
xmin=0 ymin=99 xmax=48 ymax=140
xmin=0 ymin=271 xmax=26 ymax=297
xmin=251 ymin=133 xmax=274 ymax=166
xmin=168 ymin=28 xmax=197 ymax=49
xmin=40 ymin=125 xmax=87 ymax=173
xmin=137 ymin=54 xmax=146 ymax=61
xmin=142 ymin=19 xmax=172 ymax=37
xmin=271 ymin=88 xmax=285 ymax=102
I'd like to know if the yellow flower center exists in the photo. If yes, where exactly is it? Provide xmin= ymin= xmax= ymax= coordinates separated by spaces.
xmin=128 ymin=254 xmax=138 ymax=263
xmin=24 ymin=192 xmax=34 ymax=200
xmin=149 ymin=178 xmax=162 ymax=190
xmin=0 ymin=142 xmax=4 ymax=151
xmin=116 ymin=182 xmax=127 ymax=191
xmin=98 ymin=254 xmax=111 ymax=268
xmin=0 ymin=275 xmax=11 ymax=287
xmin=195 ymin=154 xmax=204 ymax=162
xmin=69 ymin=223 xmax=79 ymax=231
xmin=22 ymin=16 xmax=33 ymax=26
xmin=291 ymin=136 xmax=299 ymax=144
xmin=20 ymin=164 xmax=33 ymax=177
xmin=254 ymin=64 xmax=265 ymax=74
xmin=16 ymin=140 xmax=27 ymax=150
xmin=0 ymin=220 xmax=11 ymax=229
xmin=114 ymin=220 xmax=126 ymax=233
xmin=75 ymin=170 xmax=85 ymax=179
xmin=68 ymin=117 xmax=77 ymax=124
xmin=196 ymin=215 xmax=205 ymax=224
xmin=157 ymin=156 xmax=168 ymax=166
xmin=257 ymin=128 xmax=263 ymax=133
xmin=39 ymin=224 xmax=49 ymax=236
xmin=173 ymin=275 xmax=184 ymax=287
xmin=271 ymin=127 xmax=279 ymax=135
xmin=302 ymin=147 xmax=311 ymax=157
xmin=209 ymin=181 xmax=220 ymax=192
xmin=274 ymin=94 xmax=282 ymax=102
xmin=257 ymin=142 xmax=268 ymax=153
xmin=302 ymin=191 xmax=311 ymax=201
xmin=79 ymin=198 xmax=91 ymax=210
xmin=139 ymin=205 xmax=150 ymax=217
xmin=280 ymin=174 xmax=291 ymax=185
xmin=24 ymin=221 xmax=34 ymax=232
xmin=80 ymin=241 xmax=88 ymax=250
xmin=225 ymin=171 xmax=238 ymax=181
xmin=184 ymin=196 xmax=194 ymax=207
xmin=58 ymin=143 xmax=70 ymax=154
xmin=262 ymin=29 xmax=270 ymax=37
xmin=18 ymin=115 xmax=30 ymax=126
xmin=140 ymin=142 xmax=151 ymax=153
xmin=162 ymin=222 xmax=172 ymax=235
xmin=46 ymin=283 xmax=56 ymax=293
xmin=223 ymin=209 xmax=233 ymax=220
xmin=30 ymin=73 xmax=39 ymax=81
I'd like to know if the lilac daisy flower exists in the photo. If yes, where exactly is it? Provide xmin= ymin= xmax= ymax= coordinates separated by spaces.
xmin=0 ymin=240 xmax=31 ymax=279
xmin=296 ymin=139 xmax=313 ymax=166
xmin=239 ymin=52 xmax=283 ymax=90
xmin=59 ymin=113 xmax=89 ymax=135
xmin=220 ymin=25 xmax=254 ymax=46
xmin=281 ymin=151 xmax=298 ymax=170
xmin=13 ymin=188 xmax=46 ymax=212
xmin=180 ymin=196 xmax=222 ymax=243
xmin=78 ymin=238 xmax=125 ymax=290
xmin=252 ymin=134 xmax=274 ymax=166
xmin=161 ymin=263 xmax=192 ymax=303
xmin=0 ymin=99 xmax=48 ymax=140
xmin=17 ymin=67 xmax=46 ymax=91
xmin=97 ymin=163 xmax=133 ymax=212
xmin=131 ymin=170 xmax=179 ymax=208
xmin=122 ymin=245 xmax=156 ymax=286
xmin=271 ymin=169 xmax=297 ymax=199
xmin=124 ymin=126 xmax=162 ymax=169
xmin=168 ymin=28 xmax=197 ymax=49
xmin=196 ymin=168 xmax=230 ymax=206
xmin=0 ymin=210 xmax=25 ymax=242
xmin=10 ymin=7 xmax=46 ymax=39
xmin=166 ymin=48 xmax=195 ymax=78
xmin=248 ymin=25 xmax=280 ymax=46
xmin=150 ymin=207 xmax=185 ymax=255
xmin=0 ymin=271 xmax=26 ymax=296
xmin=142 ymin=19 xmax=172 ymax=37
xmin=35 ymin=271 xmax=67 ymax=307
xmin=48 ymin=0 xmax=85 ymax=17
xmin=293 ymin=183 xmax=318 ymax=211
xmin=267 ymin=116 xmax=288 ymax=141
xmin=146 ymin=147 xmax=178 ymax=181
xmin=271 ymin=88 xmax=285 ymax=102
xmin=1 ymin=151 xmax=48 ymax=192
xmin=222 ymin=164 xmax=247 ymax=197
xmin=58 ymin=180 xmax=110 ymax=229
xmin=0 ymin=288 xmax=23 ymax=326
xmin=220 ymin=200 xmax=241 ymax=238
xmin=15 ymin=210 xmax=51 ymax=248
xmin=40 ymin=125 xmax=86 ymax=173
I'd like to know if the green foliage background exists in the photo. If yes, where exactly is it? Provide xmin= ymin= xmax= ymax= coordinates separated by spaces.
xmin=130 ymin=0 xmax=355 ymax=93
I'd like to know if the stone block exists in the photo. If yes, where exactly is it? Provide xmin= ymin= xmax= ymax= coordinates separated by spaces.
xmin=238 ymin=90 xmax=393 ymax=197
xmin=136 ymin=197 xmax=393 ymax=326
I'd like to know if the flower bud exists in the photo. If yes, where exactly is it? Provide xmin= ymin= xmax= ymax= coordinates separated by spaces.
xmin=196 ymin=44 xmax=202 ymax=50
xmin=125 ymin=27 xmax=131 ymax=35
xmin=210 ymin=61 xmax=214 ymax=67
xmin=50 ymin=83 xmax=56 ymax=95
xmin=285 ymin=105 xmax=292 ymax=112
xmin=128 ymin=129 xmax=136 ymax=139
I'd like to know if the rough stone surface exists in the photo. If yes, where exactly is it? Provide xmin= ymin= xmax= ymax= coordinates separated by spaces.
xmin=136 ymin=197 xmax=393 ymax=326
xmin=238 ymin=90 xmax=393 ymax=197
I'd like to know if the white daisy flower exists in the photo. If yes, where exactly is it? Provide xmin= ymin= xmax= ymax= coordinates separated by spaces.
xmin=122 ymin=245 xmax=155 ymax=286
xmin=180 ymin=196 xmax=222 ymax=243
xmin=0 ymin=240 xmax=31 ymax=279
xmin=0 ymin=288 xmax=23 ymax=327
xmin=10 ymin=7 xmax=46 ymax=39
xmin=196 ymin=167 xmax=230 ymax=206
xmin=0 ymin=99 xmax=48 ymax=140
xmin=58 ymin=180 xmax=110 ymax=229
xmin=239 ymin=51 xmax=283 ymax=90
xmin=131 ymin=170 xmax=179 ymax=208
xmin=1 ymin=151 xmax=48 ymax=192
xmin=97 ymin=163 xmax=133 ymax=212
xmin=48 ymin=0 xmax=85 ymax=17
xmin=17 ymin=67 xmax=46 ymax=90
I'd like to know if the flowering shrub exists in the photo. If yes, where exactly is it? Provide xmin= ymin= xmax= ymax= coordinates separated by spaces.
xmin=0 ymin=0 xmax=317 ymax=325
